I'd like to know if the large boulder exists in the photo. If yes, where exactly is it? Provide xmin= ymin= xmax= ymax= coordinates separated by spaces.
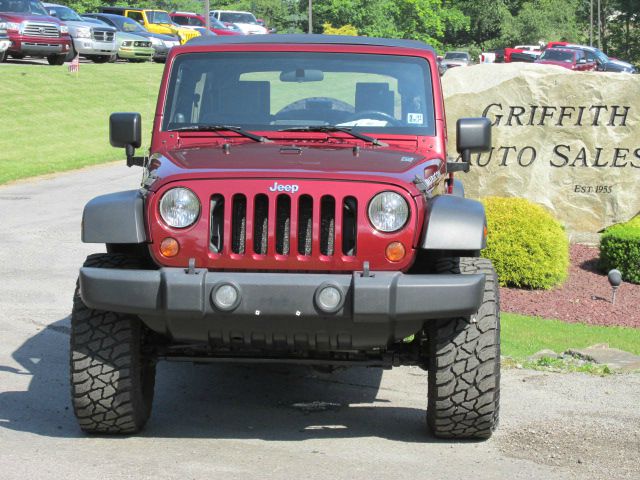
xmin=443 ymin=63 xmax=640 ymax=242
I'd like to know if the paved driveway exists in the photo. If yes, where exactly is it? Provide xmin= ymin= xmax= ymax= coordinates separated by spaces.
xmin=0 ymin=164 xmax=638 ymax=479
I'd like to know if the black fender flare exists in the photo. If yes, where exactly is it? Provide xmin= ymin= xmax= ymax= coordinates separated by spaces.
xmin=421 ymin=194 xmax=487 ymax=251
xmin=82 ymin=190 xmax=147 ymax=244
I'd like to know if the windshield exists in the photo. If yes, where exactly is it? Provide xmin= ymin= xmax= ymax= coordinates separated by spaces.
xmin=209 ymin=16 xmax=227 ymax=29
xmin=0 ymin=0 xmax=48 ymax=15
xmin=48 ymin=5 xmax=81 ymax=21
xmin=592 ymin=48 xmax=609 ymax=63
xmin=118 ymin=16 xmax=147 ymax=33
xmin=219 ymin=12 xmax=256 ymax=24
xmin=540 ymin=50 xmax=574 ymax=62
xmin=444 ymin=52 xmax=468 ymax=60
xmin=146 ymin=10 xmax=172 ymax=25
xmin=163 ymin=52 xmax=435 ymax=136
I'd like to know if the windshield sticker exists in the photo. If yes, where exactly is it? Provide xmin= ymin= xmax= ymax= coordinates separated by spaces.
xmin=407 ymin=113 xmax=424 ymax=124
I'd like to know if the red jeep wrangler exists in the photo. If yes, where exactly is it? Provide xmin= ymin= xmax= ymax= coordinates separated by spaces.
xmin=72 ymin=35 xmax=499 ymax=439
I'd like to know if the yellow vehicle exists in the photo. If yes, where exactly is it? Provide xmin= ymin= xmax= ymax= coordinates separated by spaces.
xmin=98 ymin=7 xmax=199 ymax=44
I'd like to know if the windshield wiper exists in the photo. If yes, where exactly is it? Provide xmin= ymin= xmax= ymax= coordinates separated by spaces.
xmin=278 ymin=125 xmax=387 ymax=147
xmin=169 ymin=124 xmax=270 ymax=143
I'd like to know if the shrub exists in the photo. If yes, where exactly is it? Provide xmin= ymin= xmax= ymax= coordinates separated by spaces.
xmin=322 ymin=23 xmax=358 ymax=36
xmin=599 ymin=216 xmax=640 ymax=284
xmin=481 ymin=197 xmax=569 ymax=290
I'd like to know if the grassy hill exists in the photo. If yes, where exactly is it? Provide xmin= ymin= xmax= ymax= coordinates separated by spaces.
xmin=0 ymin=63 xmax=163 ymax=185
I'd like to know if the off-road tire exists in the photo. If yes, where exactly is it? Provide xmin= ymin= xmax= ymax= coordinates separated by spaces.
xmin=426 ymin=257 xmax=500 ymax=439
xmin=70 ymin=253 xmax=156 ymax=434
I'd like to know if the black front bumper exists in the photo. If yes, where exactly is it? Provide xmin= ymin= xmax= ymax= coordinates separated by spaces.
xmin=79 ymin=268 xmax=485 ymax=349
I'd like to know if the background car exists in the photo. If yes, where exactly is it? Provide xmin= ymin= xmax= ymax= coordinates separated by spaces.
xmin=81 ymin=16 xmax=153 ymax=63
xmin=562 ymin=44 xmax=637 ymax=74
xmin=210 ymin=10 xmax=267 ymax=34
xmin=0 ymin=0 xmax=71 ymax=65
xmin=98 ymin=6 xmax=199 ymax=44
xmin=535 ymin=47 xmax=597 ymax=71
xmin=170 ymin=11 xmax=242 ymax=36
xmin=43 ymin=3 xmax=116 ymax=63
xmin=83 ymin=13 xmax=179 ymax=63
xmin=480 ymin=48 xmax=505 ymax=63
xmin=440 ymin=51 xmax=471 ymax=71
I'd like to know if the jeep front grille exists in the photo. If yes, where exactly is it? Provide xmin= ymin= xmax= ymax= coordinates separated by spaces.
xmin=210 ymin=192 xmax=357 ymax=259
xmin=92 ymin=29 xmax=114 ymax=42
xmin=23 ymin=22 xmax=59 ymax=38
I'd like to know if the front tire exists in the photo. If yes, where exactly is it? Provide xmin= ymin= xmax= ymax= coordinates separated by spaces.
xmin=87 ymin=55 xmax=110 ymax=63
xmin=70 ymin=253 xmax=156 ymax=434
xmin=426 ymin=257 xmax=500 ymax=439
xmin=47 ymin=54 xmax=66 ymax=65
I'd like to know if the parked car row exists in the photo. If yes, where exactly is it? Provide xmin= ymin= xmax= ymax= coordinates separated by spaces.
xmin=451 ymin=41 xmax=637 ymax=75
xmin=0 ymin=1 xmax=269 ymax=65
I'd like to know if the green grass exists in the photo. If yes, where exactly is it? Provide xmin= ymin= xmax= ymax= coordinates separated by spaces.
xmin=501 ymin=312 xmax=640 ymax=360
xmin=0 ymin=63 xmax=163 ymax=184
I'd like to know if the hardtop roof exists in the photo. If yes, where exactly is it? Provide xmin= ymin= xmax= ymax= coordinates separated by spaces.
xmin=186 ymin=34 xmax=435 ymax=53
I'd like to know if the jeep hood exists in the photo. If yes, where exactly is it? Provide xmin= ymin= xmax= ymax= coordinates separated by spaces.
xmin=149 ymin=143 xmax=437 ymax=193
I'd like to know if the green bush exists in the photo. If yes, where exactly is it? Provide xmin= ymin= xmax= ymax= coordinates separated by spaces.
xmin=599 ymin=216 xmax=640 ymax=284
xmin=481 ymin=197 xmax=569 ymax=290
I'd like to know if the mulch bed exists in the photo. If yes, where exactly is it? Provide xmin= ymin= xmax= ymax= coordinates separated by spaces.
xmin=500 ymin=244 xmax=640 ymax=328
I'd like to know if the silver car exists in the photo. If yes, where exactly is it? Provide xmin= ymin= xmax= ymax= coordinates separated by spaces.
xmin=43 ymin=3 xmax=116 ymax=63
xmin=440 ymin=51 xmax=472 ymax=72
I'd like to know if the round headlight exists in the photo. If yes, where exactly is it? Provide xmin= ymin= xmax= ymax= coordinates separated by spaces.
xmin=368 ymin=191 xmax=409 ymax=232
xmin=159 ymin=187 xmax=200 ymax=228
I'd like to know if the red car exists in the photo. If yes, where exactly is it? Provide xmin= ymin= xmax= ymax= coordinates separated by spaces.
xmin=73 ymin=34 xmax=500 ymax=439
xmin=170 ymin=11 xmax=243 ymax=36
xmin=0 ymin=0 xmax=72 ymax=64
xmin=535 ymin=47 xmax=597 ymax=71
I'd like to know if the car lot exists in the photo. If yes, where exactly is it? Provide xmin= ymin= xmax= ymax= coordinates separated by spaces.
xmin=0 ymin=164 xmax=638 ymax=480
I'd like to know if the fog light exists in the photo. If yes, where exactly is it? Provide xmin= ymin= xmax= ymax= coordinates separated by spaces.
xmin=385 ymin=241 xmax=406 ymax=262
xmin=160 ymin=237 xmax=179 ymax=257
xmin=315 ymin=284 xmax=344 ymax=313
xmin=212 ymin=283 xmax=240 ymax=311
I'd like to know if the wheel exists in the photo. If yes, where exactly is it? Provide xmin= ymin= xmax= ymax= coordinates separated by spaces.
xmin=70 ymin=253 xmax=156 ymax=434
xmin=47 ymin=54 xmax=66 ymax=65
xmin=90 ymin=55 xmax=110 ymax=64
xmin=425 ymin=257 xmax=500 ymax=439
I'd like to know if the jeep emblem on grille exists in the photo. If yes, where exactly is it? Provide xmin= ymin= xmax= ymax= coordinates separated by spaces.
xmin=269 ymin=182 xmax=299 ymax=193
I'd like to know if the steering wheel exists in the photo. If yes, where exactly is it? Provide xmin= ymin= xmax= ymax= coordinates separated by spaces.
xmin=344 ymin=110 xmax=400 ymax=126
xmin=276 ymin=97 xmax=354 ymax=115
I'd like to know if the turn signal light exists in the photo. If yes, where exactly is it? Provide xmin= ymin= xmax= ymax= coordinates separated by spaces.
xmin=385 ymin=241 xmax=406 ymax=262
xmin=160 ymin=237 xmax=179 ymax=257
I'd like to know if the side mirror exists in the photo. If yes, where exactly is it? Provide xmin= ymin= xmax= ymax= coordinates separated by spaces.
xmin=452 ymin=117 xmax=492 ymax=171
xmin=109 ymin=112 xmax=144 ymax=167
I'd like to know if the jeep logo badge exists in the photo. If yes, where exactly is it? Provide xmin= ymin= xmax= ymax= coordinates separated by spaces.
xmin=269 ymin=182 xmax=299 ymax=193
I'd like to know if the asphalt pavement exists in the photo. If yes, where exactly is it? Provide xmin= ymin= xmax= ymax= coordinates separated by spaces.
xmin=0 ymin=163 xmax=638 ymax=479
